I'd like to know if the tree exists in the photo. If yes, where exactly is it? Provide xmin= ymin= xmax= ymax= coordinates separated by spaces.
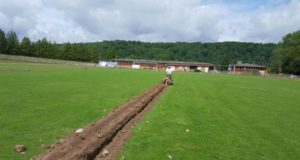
xmin=90 ymin=47 xmax=100 ymax=62
xmin=33 ymin=38 xmax=56 ymax=58
xmin=6 ymin=30 xmax=19 ymax=54
xmin=76 ymin=45 xmax=89 ymax=61
xmin=103 ymin=48 xmax=116 ymax=60
xmin=62 ymin=42 xmax=73 ymax=60
xmin=0 ymin=29 xmax=278 ymax=66
xmin=274 ymin=30 xmax=300 ymax=75
xmin=155 ymin=53 xmax=171 ymax=60
xmin=0 ymin=28 xmax=7 ymax=53
xmin=19 ymin=37 xmax=32 ymax=56
xmin=41 ymin=38 xmax=56 ymax=58
xmin=220 ymin=54 xmax=232 ymax=71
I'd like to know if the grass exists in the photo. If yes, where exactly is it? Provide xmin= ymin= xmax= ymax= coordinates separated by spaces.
xmin=0 ymin=61 xmax=163 ymax=160
xmin=121 ymin=72 xmax=300 ymax=160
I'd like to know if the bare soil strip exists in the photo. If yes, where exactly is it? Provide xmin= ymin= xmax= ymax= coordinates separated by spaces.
xmin=33 ymin=83 xmax=167 ymax=160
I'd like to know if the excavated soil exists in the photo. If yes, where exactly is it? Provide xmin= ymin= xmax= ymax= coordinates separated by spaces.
xmin=33 ymin=83 xmax=167 ymax=160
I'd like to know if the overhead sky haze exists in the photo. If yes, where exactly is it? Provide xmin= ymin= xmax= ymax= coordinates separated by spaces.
xmin=0 ymin=0 xmax=299 ymax=43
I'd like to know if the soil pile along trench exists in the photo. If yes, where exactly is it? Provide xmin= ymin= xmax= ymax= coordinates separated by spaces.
xmin=33 ymin=83 xmax=167 ymax=160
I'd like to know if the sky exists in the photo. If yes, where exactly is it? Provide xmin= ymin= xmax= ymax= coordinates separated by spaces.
xmin=0 ymin=0 xmax=299 ymax=43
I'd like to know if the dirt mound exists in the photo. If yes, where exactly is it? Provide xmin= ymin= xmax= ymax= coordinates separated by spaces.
xmin=33 ymin=83 xmax=167 ymax=160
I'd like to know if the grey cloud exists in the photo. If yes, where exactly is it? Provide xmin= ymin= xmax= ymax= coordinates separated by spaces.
xmin=40 ymin=0 xmax=227 ymax=42
xmin=0 ymin=0 xmax=299 ymax=43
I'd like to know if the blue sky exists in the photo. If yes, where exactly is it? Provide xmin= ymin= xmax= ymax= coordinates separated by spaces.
xmin=0 ymin=0 xmax=299 ymax=43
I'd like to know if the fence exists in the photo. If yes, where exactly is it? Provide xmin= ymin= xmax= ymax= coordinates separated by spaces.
xmin=213 ymin=70 xmax=299 ymax=79
xmin=0 ymin=54 xmax=97 ymax=67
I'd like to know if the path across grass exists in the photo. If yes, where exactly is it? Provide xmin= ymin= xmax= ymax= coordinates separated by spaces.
xmin=122 ymin=72 xmax=300 ymax=160
xmin=0 ymin=61 xmax=163 ymax=159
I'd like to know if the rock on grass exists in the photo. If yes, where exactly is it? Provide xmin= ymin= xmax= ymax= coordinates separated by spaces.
xmin=15 ymin=144 xmax=26 ymax=153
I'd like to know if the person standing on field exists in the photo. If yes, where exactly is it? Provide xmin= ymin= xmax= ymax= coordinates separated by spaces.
xmin=165 ymin=66 xmax=173 ymax=80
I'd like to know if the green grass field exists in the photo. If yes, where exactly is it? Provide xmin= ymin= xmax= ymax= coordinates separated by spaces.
xmin=0 ymin=61 xmax=163 ymax=160
xmin=1 ymin=61 xmax=300 ymax=160
xmin=122 ymin=72 xmax=300 ymax=160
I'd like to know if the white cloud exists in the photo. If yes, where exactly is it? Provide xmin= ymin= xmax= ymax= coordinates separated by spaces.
xmin=0 ymin=0 xmax=299 ymax=43
xmin=27 ymin=8 xmax=98 ymax=43
xmin=244 ymin=0 xmax=300 ymax=42
xmin=0 ymin=12 xmax=10 ymax=30
xmin=0 ymin=0 xmax=42 ymax=36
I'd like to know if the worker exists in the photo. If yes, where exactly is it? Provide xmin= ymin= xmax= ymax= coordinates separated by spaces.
xmin=165 ymin=66 xmax=173 ymax=80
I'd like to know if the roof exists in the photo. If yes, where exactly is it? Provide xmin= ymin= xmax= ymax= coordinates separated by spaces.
xmin=229 ymin=63 xmax=267 ymax=68
xmin=163 ymin=61 xmax=215 ymax=66
xmin=112 ymin=58 xmax=215 ymax=66
xmin=113 ymin=58 xmax=157 ymax=64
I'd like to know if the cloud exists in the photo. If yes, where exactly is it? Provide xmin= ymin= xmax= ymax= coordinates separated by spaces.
xmin=0 ymin=12 xmax=10 ymax=30
xmin=0 ymin=0 xmax=299 ymax=43
xmin=244 ymin=0 xmax=300 ymax=42
xmin=26 ymin=8 xmax=97 ymax=43
xmin=0 ymin=0 xmax=42 ymax=35
xmin=43 ymin=0 xmax=228 ymax=42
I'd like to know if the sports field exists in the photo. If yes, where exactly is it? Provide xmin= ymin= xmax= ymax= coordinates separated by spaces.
xmin=122 ymin=72 xmax=300 ymax=160
xmin=0 ymin=61 xmax=163 ymax=160
xmin=1 ymin=61 xmax=300 ymax=160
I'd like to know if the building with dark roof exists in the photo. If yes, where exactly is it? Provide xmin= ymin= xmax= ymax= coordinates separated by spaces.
xmin=228 ymin=63 xmax=268 ymax=74
xmin=112 ymin=59 xmax=216 ymax=72
xmin=113 ymin=59 xmax=158 ymax=70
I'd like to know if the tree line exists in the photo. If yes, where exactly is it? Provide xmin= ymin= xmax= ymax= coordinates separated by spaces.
xmin=273 ymin=30 xmax=300 ymax=75
xmin=88 ymin=41 xmax=275 ymax=71
xmin=0 ymin=27 xmax=299 ymax=74
xmin=0 ymin=29 xmax=99 ymax=62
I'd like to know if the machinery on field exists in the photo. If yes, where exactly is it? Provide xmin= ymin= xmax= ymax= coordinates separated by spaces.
xmin=163 ymin=74 xmax=173 ymax=85
xmin=163 ymin=66 xmax=174 ymax=85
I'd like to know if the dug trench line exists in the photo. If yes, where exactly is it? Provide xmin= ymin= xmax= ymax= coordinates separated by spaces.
xmin=33 ymin=83 xmax=168 ymax=160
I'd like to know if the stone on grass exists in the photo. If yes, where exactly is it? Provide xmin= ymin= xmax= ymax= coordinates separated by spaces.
xmin=15 ymin=144 xmax=27 ymax=153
